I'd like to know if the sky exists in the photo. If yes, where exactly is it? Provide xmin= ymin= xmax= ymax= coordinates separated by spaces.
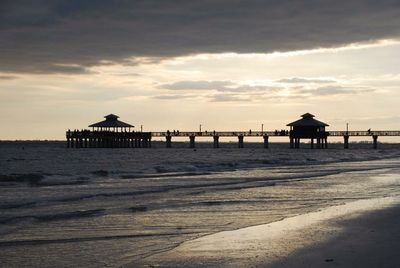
xmin=1 ymin=0 xmax=400 ymax=140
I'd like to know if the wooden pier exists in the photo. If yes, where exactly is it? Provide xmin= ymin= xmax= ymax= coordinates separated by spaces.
xmin=150 ymin=130 xmax=400 ymax=149
xmin=66 ymin=129 xmax=400 ymax=149
xmin=66 ymin=130 xmax=151 ymax=148
xmin=66 ymin=114 xmax=151 ymax=148
xmin=66 ymin=114 xmax=400 ymax=149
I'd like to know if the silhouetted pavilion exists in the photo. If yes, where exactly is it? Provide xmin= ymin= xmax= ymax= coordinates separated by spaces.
xmin=287 ymin=113 xmax=329 ymax=149
xmin=89 ymin=114 xmax=134 ymax=131
xmin=66 ymin=114 xmax=152 ymax=148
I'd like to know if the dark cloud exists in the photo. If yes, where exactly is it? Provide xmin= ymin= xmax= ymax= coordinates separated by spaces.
xmin=153 ymin=94 xmax=196 ymax=100
xmin=277 ymin=77 xmax=336 ymax=84
xmin=39 ymin=64 xmax=92 ymax=74
xmin=0 ymin=75 xmax=17 ymax=80
xmin=299 ymin=86 xmax=375 ymax=96
xmin=2 ymin=0 xmax=400 ymax=73
xmin=161 ymin=81 xmax=234 ymax=90
xmin=210 ymin=94 xmax=251 ymax=102
xmin=161 ymin=80 xmax=281 ymax=92
xmin=219 ymin=85 xmax=281 ymax=93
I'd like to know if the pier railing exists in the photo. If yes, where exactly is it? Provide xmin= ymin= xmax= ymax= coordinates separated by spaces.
xmin=151 ymin=130 xmax=400 ymax=137
xmin=328 ymin=131 xmax=400 ymax=136
xmin=151 ymin=131 xmax=287 ymax=137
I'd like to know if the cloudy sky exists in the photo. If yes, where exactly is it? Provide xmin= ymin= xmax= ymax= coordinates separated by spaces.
xmin=1 ymin=0 xmax=400 ymax=139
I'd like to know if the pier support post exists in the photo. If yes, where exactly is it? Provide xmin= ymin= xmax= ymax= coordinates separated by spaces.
xmin=238 ymin=135 xmax=244 ymax=148
xmin=142 ymin=138 xmax=148 ymax=148
xmin=310 ymin=138 xmax=314 ymax=149
xmin=344 ymin=135 xmax=349 ymax=149
xmin=148 ymin=137 xmax=152 ymax=148
xmin=67 ymin=137 xmax=70 ymax=148
xmin=165 ymin=135 xmax=172 ymax=148
xmin=316 ymin=138 xmax=321 ymax=149
xmin=290 ymin=137 xmax=294 ymax=149
xmin=213 ymin=136 xmax=219 ymax=148
xmin=373 ymin=135 xmax=378 ymax=149
xmin=294 ymin=138 xmax=300 ymax=149
xmin=189 ymin=135 xmax=196 ymax=148
xmin=103 ymin=138 xmax=107 ymax=148
xmin=324 ymin=137 xmax=328 ymax=149
xmin=263 ymin=135 xmax=269 ymax=149
xmin=139 ymin=138 xmax=143 ymax=148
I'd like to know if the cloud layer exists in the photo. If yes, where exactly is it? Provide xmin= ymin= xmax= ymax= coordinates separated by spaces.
xmin=156 ymin=79 xmax=375 ymax=102
xmin=2 ymin=0 xmax=400 ymax=73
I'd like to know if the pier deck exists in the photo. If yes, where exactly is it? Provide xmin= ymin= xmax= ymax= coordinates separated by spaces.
xmin=66 ymin=130 xmax=400 ymax=149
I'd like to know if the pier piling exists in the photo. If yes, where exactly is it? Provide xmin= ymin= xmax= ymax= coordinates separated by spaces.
xmin=373 ymin=135 xmax=378 ymax=149
xmin=238 ymin=135 xmax=244 ymax=148
xmin=213 ymin=136 xmax=219 ymax=148
xmin=189 ymin=135 xmax=196 ymax=148
xmin=344 ymin=135 xmax=349 ymax=149
xmin=166 ymin=135 xmax=172 ymax=148
xmin=263 ymin=135 xmax=269 ymax=149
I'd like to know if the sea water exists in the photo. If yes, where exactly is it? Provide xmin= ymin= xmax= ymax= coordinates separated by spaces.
xmin=1 ymin=141 xmax=400 ymax=267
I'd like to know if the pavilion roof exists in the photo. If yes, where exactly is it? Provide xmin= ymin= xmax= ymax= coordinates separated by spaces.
xmin=88 ymin=114 xmax=134 ymax=128
xmin=287 ymin=113 xmax=329 ymax=127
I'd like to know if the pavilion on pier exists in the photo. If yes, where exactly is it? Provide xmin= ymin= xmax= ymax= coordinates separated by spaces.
xmin=287 ymin=113 xmax=329 ymax=149
xmin=88 ymin=114 xmax=134 ymax=132
xmin=66 ymin=114 xmax=151 ymax=148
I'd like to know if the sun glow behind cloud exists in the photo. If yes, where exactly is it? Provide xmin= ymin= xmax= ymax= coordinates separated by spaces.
xmin=161 ymin=39 xmax=400 ymax=64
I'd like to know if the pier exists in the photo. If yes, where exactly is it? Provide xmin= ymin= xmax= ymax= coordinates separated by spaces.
xmin=66 ymin=114 xmax=400 ymax=149
xmin=66 ymin=130 xmax=151 ymax=148
xmin=66 ymin=114 xmax=151 ymax=148
xmin=151 ymin=130 xmax=399 ymax=149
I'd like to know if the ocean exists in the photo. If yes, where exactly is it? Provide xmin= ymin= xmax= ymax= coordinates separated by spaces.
xmin=1 ymin=141 xmax=400 ymax=267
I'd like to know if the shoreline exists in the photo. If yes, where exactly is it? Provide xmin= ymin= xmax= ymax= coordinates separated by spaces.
xmin=130 ymin=197 xmax=400 ymax=267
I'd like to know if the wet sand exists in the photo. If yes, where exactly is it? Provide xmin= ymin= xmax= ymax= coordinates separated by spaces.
xmin=130 ymin=197 xmax=400 ymax=267
xmin=270 ymin=204 xmax=400 ymax=268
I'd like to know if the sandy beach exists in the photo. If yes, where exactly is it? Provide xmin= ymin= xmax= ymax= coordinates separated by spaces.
xmin=270 ymin=204 xmax=400 ymax=268
xmin=131 ymin=197 xmax=400 ymax=267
